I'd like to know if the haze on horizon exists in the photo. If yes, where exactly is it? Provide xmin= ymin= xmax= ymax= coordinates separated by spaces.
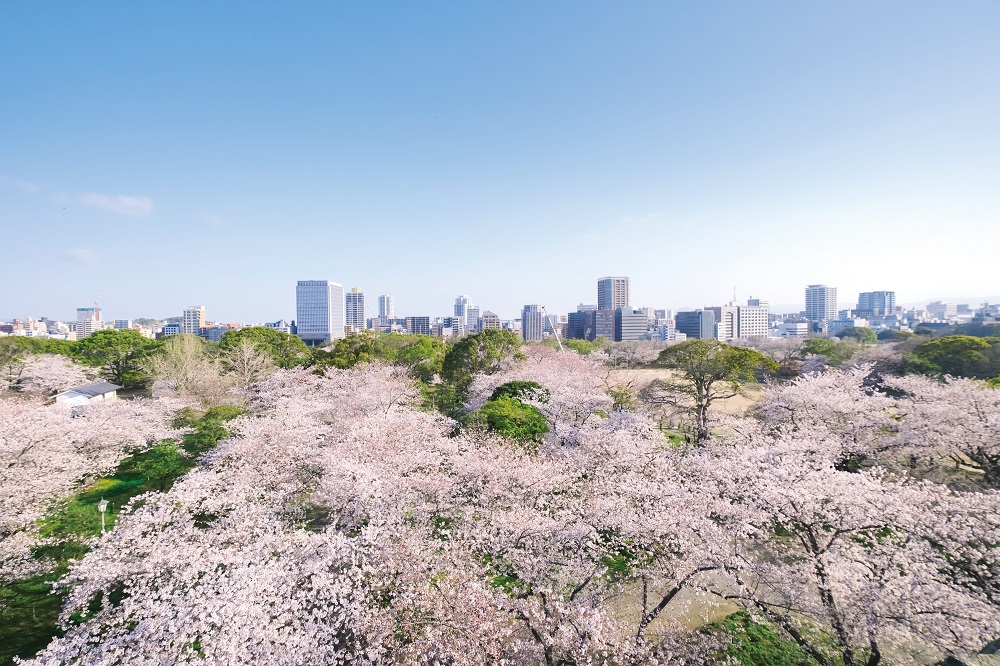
xmin=2 ymin=2 xmax=998 ymax=323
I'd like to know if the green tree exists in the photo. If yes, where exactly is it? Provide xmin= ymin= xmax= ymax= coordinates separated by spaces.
xmin=649 ymin=340 xmax=777 ymax=443
xmin=904 ymin=335 xmax=1000 ymax=379
xmin=440 ymin=329 xmax=524 ymax=394
xmin=800 ymin=337 xmax=859 ymax=366
xmin=312 ymin=330 xmax=385 ymax=371
xmin=564 ymin=339 xmax=597 ymax=356
xmin=490 ymin=380 xmax=550 ymax=403
xmin=396 ymin=336 xmax=447 ymax=383
xmin=836 ymin=326 xmax=877 ymax=344
xmin=218 ymin=327 xmax=310 ymax=369
xmin=0 ymin=337 xmax=28 ymax=388
xmin=137 ymin=442 xmax=190 ymax=491
xmin=73 ymin=329 xmax=160 ymax=387
xmin=468 ymin=396 xmax=549 ymax=449
xmin=877 ymin=329 xmax=913 ymax=341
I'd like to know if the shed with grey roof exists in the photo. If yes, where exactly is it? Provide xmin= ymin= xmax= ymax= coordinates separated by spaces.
xmin=54 ymin=381 xmax=123 ymax=407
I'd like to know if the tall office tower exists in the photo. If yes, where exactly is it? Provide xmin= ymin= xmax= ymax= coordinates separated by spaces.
xmin=597 ymin=277 xmax=630 ymax=311
xmin=296 ymin=280 xmax=345 ymax=344
xmin=182 ymin=306 xmax=206 ymax=335
xmin=345 ymin=288 xmax=366 ymax=333
xmin=857 ymin=291 xmax=896 ymax=318
xmin=675 ymin=310 xmax=717 ymax=340
xmin=805 ymin=285 xmax=838 ymax=323
xmin=481 ymin=311 xmax=502 ymax=330
xmin=521 ymin=304 xmax=543 ymax=341
xmin=466 ymin=306 xmax=481 ymax=333
xmin=454 ymin=294 xmax=473 ymax=319
xmin=378 ymin=295 xmax=394 ymax=326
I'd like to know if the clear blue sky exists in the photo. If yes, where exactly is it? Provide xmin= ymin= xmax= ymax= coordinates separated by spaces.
xmin=2 ymin=2 xmax=998 ymax=322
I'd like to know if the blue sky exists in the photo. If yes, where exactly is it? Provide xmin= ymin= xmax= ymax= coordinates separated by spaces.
xmin=2 ymin=2 xmax=998 ymax=322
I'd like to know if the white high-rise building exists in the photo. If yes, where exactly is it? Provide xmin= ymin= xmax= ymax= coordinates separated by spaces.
xmin=296 ymin=280 xmax=345 ymax=344
xmin=378 ymin=295 xmax=394 ymax=326
xmin=183 ymin=306 xmax=206 ymax=335
xmin=805 ymin=285 xmax=838 ymax=323
xmin=597 ymin=277 xmax=630 ymax=311
xmin=454 ymin=295 xmax=473 ymax=319
xmin=345 ymin=288 xmax=366 ymax=333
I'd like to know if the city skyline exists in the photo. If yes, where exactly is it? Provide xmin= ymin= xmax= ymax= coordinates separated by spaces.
xmin=2 ymin=3 xmax=999 ymax=321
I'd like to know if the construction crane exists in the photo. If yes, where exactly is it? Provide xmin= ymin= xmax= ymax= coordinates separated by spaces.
xmin=539 ymin=305 xmax=564 ymax=353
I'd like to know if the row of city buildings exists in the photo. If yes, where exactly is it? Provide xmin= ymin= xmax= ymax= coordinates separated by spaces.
xmin=3 ymin=280 xmax=999 ymax=345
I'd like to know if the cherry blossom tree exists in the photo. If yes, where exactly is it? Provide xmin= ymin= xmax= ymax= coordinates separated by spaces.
xmin=10 ymin=354 xmax=90 ymax=395
xmin=0 ymin=397 xmax=181 ymax=582
xmin=886 ymin=374 xmax=1000 ymax=488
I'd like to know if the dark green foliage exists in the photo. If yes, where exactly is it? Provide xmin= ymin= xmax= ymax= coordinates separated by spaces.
xmin=73 ymin=329 xmax=160 ymax=387
xmin=395 ymin=336 xmax=447 ymax=383
xmin=440 ymin=329 xmax=524 ymax=394
xmin=835 ymin=327 xmax=877 ymax=344
xmin=705 ymin=611 xmax=819 ymax=666
xmin=310 ymin=332 xmax=447 ymax=383
xmin=903 ymin=335 xmax=1000 ymax=379
xmin=468 ymin=396 xmax=549 ymax=449
xmin=800 ymin=338 xmax=859 ymax=366
xmin=137 ymin=442 xmax=189 ymax=491
xmin=489 ymin=380 xmax=550 ymax=403
xmin=877 ymin=329 xmax=913 ymax=341
xmin=219 ymin=326 xmax=310 ymax=369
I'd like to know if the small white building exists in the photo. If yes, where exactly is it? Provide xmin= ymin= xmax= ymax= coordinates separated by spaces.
xmin=54 ymin=381 xmax=123 ymax=407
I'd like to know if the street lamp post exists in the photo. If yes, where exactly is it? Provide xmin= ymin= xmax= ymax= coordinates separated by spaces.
xmin=98 ymin=498 xmax=109 ymax=534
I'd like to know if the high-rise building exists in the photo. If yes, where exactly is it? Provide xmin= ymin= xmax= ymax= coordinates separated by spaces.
xmin=378 ymin=295 xmax=394 ymax=326
xmin=77 ymin=307 xmax=99 ymax=322
xmin=481 ymin=311 xmax=502 ymax=330
xmin=183 ymin=306 xmax=206 ymax=335
xmin=675 ymin=310 xmax=717 ymax=340
xmin=592 ymin=310 xmax=615 ymax=341
xmin=615 ymin=308 xmax=648 ymax=342
xmin=405 ymin=316 xmax=431 ymax=336
xmin=708 ymin=305 xmax=739 ymax=340
xmin=521 ymin=304 xmax=543 ymax=341
xmin=345 ymin=288 xmax=366 ymax=333
xmin=296 ymin=280 xmax=345 ymax=344
xmin=567 ymin=311 xmax=589 ymax=340
xmin=857 ymin=291 xmax=896 ymax=318
xmin=454 ymin=295 xmax=473 ymax=319
xmin=737 ymin=303 xmax=770 ymax=339
xmin=927 ymin=301 xmax=958 ymax=320
xmin=466 ymin=306 xmax=481 ymax=333
xmin=597 ymin=277 xmax=630 ymax=311
xmin=805 ymin=285 xmax=838 ymax=323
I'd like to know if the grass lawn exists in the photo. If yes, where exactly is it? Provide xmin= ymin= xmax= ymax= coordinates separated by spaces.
xmin=0 ymin=405 xmax=242 ymax=665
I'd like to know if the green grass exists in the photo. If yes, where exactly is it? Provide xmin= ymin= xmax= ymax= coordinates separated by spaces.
xmin=705 ymin=611 xmax=819 ymax=666
xmin=0 ymin=405 xmax=243 ymax=665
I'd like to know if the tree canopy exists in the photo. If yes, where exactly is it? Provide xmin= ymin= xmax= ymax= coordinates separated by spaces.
xmin=903 ymin=335 xmax=1000 ymax=379
xmin=440 ymin=329 xmax=523 ymax=393
xmin=74 ymin=329 xmax=160 ymax=387
xmin=649 ymin=339 xmax=777 ymax=442
xmin=835 ymin=326 xmax=877 ymax=344
xmin=219 ymin=327 xmax=310 ymax=369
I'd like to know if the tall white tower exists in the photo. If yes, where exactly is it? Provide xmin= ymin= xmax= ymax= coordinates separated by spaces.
xmin=345 ymin=288 xmax=366 ymax=333
xmin=805 ymin=285 xmax=838 ymax=323
xmin=378 ymin=295 xmax=394 ymax=326
xmin=296 ymin=280 xmax=345 ymax=344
